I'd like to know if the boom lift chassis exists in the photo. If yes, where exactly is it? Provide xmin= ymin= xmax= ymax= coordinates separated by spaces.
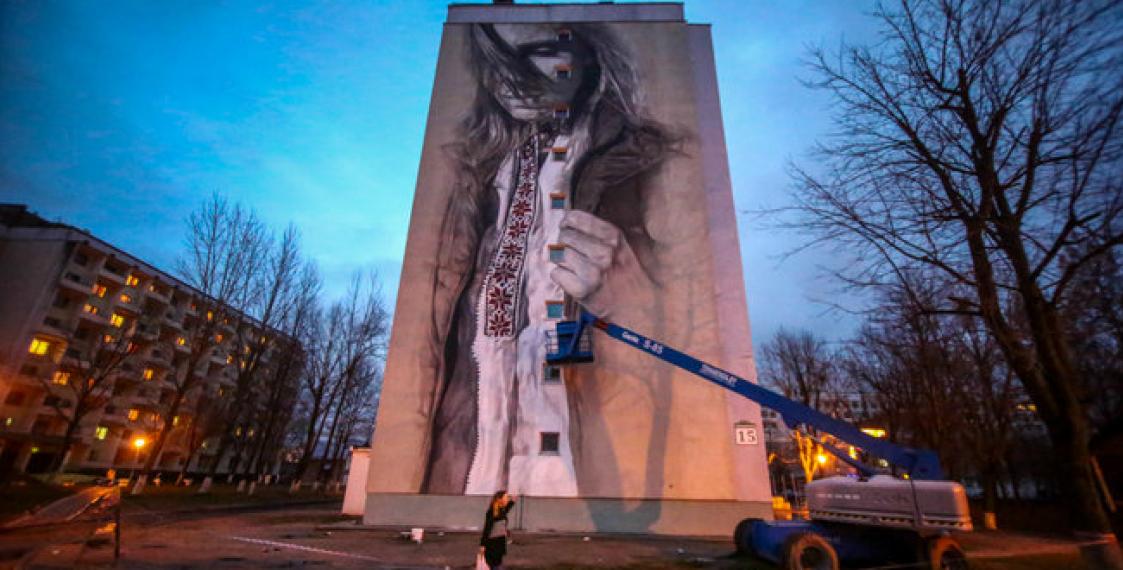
xmin=547 ymin=312 xmax=972 ymax=569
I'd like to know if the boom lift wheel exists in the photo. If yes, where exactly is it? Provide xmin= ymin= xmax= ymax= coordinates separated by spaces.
xmin=781 ymin=532 xmax=839 ymax=570
xmin=733 ymin=518 xmax=762 ymax=556
xmin=925 ymin=536 xmax=968 ymax=570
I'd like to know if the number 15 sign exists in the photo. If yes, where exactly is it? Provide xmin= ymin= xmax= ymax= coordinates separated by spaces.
xmin=734 ymin=421 xmax=759 ymax=445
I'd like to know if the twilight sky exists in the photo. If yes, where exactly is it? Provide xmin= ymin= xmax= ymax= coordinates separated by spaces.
xmin=0 ymin=0 xmax=879 ymax=353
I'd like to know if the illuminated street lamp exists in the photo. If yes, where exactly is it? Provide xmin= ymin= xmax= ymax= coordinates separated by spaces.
xmin=130 ymin=436 xmax=147 ymax=481
xmin=816 ymin=452 xmax=829 ymax=465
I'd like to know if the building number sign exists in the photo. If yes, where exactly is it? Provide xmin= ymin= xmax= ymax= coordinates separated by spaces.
xmin=734 ymin=421 xmax=759 ymax=445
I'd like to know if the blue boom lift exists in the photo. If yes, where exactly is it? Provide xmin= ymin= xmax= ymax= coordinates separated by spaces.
xmin=547 ymin=312 xmax=972 ymax=570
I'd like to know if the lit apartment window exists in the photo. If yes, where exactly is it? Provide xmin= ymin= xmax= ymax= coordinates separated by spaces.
xmin=215 ymin=333 xmax=224 ymax=343
xmin=172 ymin=416 xmax=179 ymax=427
xmin=127 ymin=409 xmax=139 ymax=421
xmin=226 ymin=355 xmax=234 ymax=364
xmin=109 ymin=313 xmax=124 ymax=328
xmin=125 ymin=274 xmax=140 ymax=287
xmin=92 ymin=284 xmax=107 ymax=298
xmin=103 ymin=334 xmax=115 ymax=344
xmin=247 ymin=428 xmax=255 ymax=438
xmin=206 ymin=310 xmax=213 ymax=321
xmin=52 ymin=371 xmax=70 ymax=386
xmin=28 ymin=338 xmax=51 ymax=355
xmin=176 ymin=337 xmax=186 ymax=346
xmin=95 ymin=426 xmax=108 ymax=440
xmin=550 ymin=193 xmax=566 ymax=210
xmin=4 ymin=417 xmax=13 ymax=427
xmin=554 ymin=104 xmax=570 ymax=120
xmin=84 ymin=304 xmax=99 ymax=315
xmin=143 ymin=368 xmax=154 ymax=380
xmin=554 ymin=64 xmax=572 ymax=80
xmin=120 ymin=293 xmax=132 ymax=303
xmin=235 ymin=426 xmax=242 ymax=437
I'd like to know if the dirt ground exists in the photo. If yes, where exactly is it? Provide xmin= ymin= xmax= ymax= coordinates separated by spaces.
xmin=10 ymin=504 xmax=1094 ymax=569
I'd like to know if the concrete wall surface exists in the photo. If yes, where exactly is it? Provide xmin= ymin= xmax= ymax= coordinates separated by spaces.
xmin=364 ymin=493 xmax=773 ymax=537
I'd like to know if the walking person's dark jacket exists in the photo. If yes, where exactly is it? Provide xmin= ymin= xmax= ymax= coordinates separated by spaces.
xmin=480 ymin=500 xmax=515 ymax=568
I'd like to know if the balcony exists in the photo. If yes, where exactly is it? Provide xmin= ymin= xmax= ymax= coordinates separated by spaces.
xmin=100 ymin=406 xmax=127 ymax=426
xmin=162 ymin=311 xmax=184 ymax=330
xmin=114 ymin=294 xmax=141 ymax=315
xmin=145 ymin=286 xmax=171 ymax=305
xmin=58 ymin=271 xmax=95 ymax=294
xmin=99 ymin=265 xmax=128 ymax=285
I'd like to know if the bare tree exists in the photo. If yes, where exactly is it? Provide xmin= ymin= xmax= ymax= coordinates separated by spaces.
xmin=759 ymin=329 xmax=843 ymax=485
xmin=786 ymin=0 xmax=1123 ymax=555
xmin=137 ymin=194 xmax=269 ymax=492
xmin=292 ymin=273 xmax=388 ymax=489
xmin=39 ymin=314 xmax=146 ymax=478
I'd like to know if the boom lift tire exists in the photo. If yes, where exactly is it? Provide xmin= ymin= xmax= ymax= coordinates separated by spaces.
xmin=781 ymin=532 xmax=839 ymax=570
xmin=733 ymin=518 xmax=762 ymax=556
xmin=924 ymin=536 xmax=968 ymax=570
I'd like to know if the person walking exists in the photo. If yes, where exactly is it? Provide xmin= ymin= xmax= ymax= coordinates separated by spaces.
xmin=478 ymin=490 xmax=516 ymax=569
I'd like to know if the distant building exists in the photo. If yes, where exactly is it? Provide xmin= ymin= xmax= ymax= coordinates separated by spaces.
xmin=0 ymin=204 xmax=286 ymax=477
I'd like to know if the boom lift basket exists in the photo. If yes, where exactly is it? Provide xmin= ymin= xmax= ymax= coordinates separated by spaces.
xmin=545 ymin=320 xmax=595 ymax=363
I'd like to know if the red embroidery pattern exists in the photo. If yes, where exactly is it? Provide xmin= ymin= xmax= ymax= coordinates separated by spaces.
xmin=482 ymin=136 xmax=540 ymax=337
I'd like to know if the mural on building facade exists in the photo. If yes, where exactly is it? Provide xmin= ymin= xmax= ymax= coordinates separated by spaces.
xmin=422 ymin=22 xmax=683 ymax=496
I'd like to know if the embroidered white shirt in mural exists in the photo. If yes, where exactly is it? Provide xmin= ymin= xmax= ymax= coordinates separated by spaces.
xmin=465 ymin=122 xmax=589 ymax=497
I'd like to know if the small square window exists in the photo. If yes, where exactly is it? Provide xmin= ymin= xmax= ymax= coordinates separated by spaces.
xmin=557 ymin=29 xmax=572 ymax=42
xmin=95 ymin=426 xmax=108 ymax=440
xmin=546 ymin=301 xmax=565 ymax=319
xmin=554 ymin=64 xmax=572 ymax=80
xmin=550 ymin=193 xmax=566 ymax=209
xmin=543 ymin=365 xmax=563 ymax=384
xmin=551 ymin=147 xmax=568 ymax=160
xmin=540 ymin=432 xmax=560 ymax=454
xmin=548 ymin=245 xmax=565 ymax=263
xmin=553 ymin=104 xmax=570 ymax=121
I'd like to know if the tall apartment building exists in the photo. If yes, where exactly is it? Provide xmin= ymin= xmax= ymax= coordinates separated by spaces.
xmin=0 ymin=204 xmax=285 ymax=477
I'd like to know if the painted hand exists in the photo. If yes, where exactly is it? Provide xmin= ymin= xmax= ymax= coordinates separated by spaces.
xmin=550 ymin=210 xmax=652 ymax=317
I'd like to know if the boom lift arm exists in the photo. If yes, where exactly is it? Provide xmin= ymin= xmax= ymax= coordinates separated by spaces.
xmin=547 ymin=312 xmax=944 ymax=480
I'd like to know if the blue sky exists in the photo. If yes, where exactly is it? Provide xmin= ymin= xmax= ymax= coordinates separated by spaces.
xmin=0 ymin=0 xmax=879 ymax=352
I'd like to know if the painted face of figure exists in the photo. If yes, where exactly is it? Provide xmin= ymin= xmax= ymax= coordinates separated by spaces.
xmin=490 ymin=24 xmax=588 ymax=121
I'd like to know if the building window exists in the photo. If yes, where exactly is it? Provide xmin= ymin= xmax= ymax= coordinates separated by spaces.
xmin=28 ymin=338 xmax=51 ymax=355
xmin=74 ymin=253 xmax=89 ymax=266
xmin=53 ymin=295 xmax=70 ymax=309
xmin=553 ymin=104 xmax=570 ymax=121
xmin=109 ymin=313 xmax=125 ymax=328
xmin=550 ymin=193 xmax=566 ymax=210
xmin=206 ymin=310 xmax=213 ymax=321
xmin=551 ymin=146 xmax=568 ymax=160
xmin=557 ymin=28 xmax=572 ymax=42
xmin=554 ymin=64 xmax=572 ymax=80
xmin=52 ymin=371 xmax=70 ymax=386
xmin=83 ymin=304 xmax=99 ymax=316
xmin=92 ymin=284 xmax=107 ymax=298
xmin=548 ymin=244 xmax=565 ymax=263
xmin=127 ymin=409 xmax=139 ymax=421
xmin=215 ymin=333 xmax=224 ymax=343
xmin=546 ymin=301 xmax=565 ymax=319
xmin=540 ymin=432 xmax=560 ymax=454
xmin=4 ymin=417 xmax=13 ymax=427
xmin=143 ymin=368 xmax=154 ymax=380
xmin=119 ymin=293 xmax=132 ymax=304
xmin=172 ymin=416 xmax=179 ymax=427
xmin=543 ymin=364 xmax=563 ymax=384
xmin=177 ymin=337 xmax=186 ymax=346
xmin=4 ymin=392 xmax=25 ymax=406
xmin=226 ymin=355 xmax=234 ymax=365
xmin=103 ymin=334 xmax=116 ymax=345
xmin=125 ymin=274 xmax=140 ymax=287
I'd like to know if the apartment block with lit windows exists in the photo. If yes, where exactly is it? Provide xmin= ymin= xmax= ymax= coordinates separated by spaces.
xmin=0 ymin=204 xmax=286 ymax=476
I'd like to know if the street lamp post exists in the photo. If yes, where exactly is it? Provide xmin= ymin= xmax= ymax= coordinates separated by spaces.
xmin=130 ymin=436 xmax=146 ymax=482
